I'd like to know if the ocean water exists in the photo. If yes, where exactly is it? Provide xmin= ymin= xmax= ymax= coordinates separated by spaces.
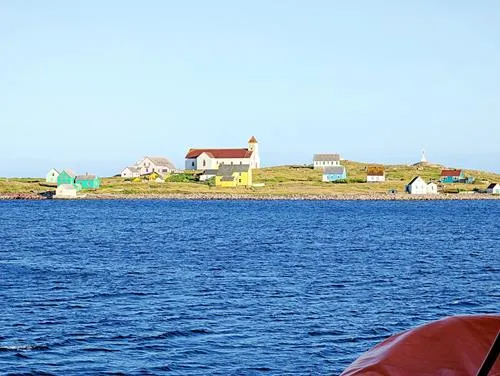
xmin=0 ymin=200 xmax=498 ymax=375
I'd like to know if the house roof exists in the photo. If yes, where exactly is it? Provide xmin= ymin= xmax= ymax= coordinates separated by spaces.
xmin=144 ymin=157 xmax=176 ymax=169
xmin=201 ymin=169 xmax=218 ymax=175
xmin=323 ymin=166 xmax=345 ymax=175
xmin=216 ymin=164 xmax=251 ymax=176
xmin=248 ymin=136 xmax=258 ymax=143
xmin=441 ymin=169 xmax=462 ymax=177
xmin=61 ymin=169 xmax=76 ymax=177
xmin=186 ymin=148 xmax=253 ymax=159
xmin=408 ymin=176 xmax=423 ymax=185
xmin=367 ymin=166 xmax=385 ymax=176
xmin=123 ymin=166 xmax=140 ymax=173
xmin=76 ymin=174 xmax=97 ymax=181
xmin=48 ymin=168 xmax=59 ymax=173
xmin=487 ymin=183 xmax=499 ymax=189
xmin=313 ymin=154 xmax=340 ymax=162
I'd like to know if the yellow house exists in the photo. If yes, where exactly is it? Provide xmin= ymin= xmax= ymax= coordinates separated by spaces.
xmin=215 ymin=164 xmax=252 ymax=187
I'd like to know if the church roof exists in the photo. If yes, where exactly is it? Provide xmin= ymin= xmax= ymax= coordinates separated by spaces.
xmin=248 ymin=136 xmax=258 ymax=143
xmin=185 ymin=148 xmax=253 ymax=159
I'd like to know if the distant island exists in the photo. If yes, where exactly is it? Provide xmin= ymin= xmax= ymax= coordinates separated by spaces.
xmin=1 ymin=161 xmax=499 ymax=200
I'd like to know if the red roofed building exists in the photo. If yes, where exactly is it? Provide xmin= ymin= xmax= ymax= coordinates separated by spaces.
xmin=440 ymin=169 xmax=464 ymax=183
xmin=185 ymin=137 xmax=260 ymax=170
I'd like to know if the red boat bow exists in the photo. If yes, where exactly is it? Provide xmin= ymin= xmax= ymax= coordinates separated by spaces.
xmin=341 ymin=315 xmax=500 ymax=376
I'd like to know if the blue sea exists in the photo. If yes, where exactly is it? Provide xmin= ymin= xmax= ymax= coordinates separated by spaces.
xmin=0 ymin=200 xmax=498 ymax=375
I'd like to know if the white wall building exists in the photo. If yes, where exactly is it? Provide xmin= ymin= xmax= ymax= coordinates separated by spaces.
xmin=313 ymin=154 xmax=341 ymax=169
xmin=406 ymin=176 xmax=438 ymax=194
xmin=185 ymin=136 xmax=260 ymax=170
xmin=55 ymin=184 xmax=77 ymax=199
xmin=120 ymin=166 xmax=141 ymax=178
xmin=487 ymin=183 xmax=500 ymax=194
xmin=121 ymin=157 xmax=176 ymax=178
xmin=46 ymin=168 xmax=59 ymax=184
xmin=367 ymin=167 xmax=386 ymax=182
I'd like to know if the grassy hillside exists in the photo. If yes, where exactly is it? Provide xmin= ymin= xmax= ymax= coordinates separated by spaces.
xmin=2 ymin=162 xmax=499 ymax=197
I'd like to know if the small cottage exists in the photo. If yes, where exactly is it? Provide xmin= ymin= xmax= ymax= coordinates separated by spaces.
xmin=121 ymin=166 xmax=140 ymax=178
xmin=46 ymin=168 xmax=59 ymax=184
xmin=440 ymin=169 xmax=464 ymax=183
xmin=75 ymin=174 xmax=100 ymax=190
xmin=57 ymin=170 xmax=76 ymax=186
xmin=427 ymin=182 xmax=438 ymax=194
xmin=215 ymin=164 xmax=252 ymax=187
xmin=367 ymin=166 xmax=385 ymax=182
xmin=55 ymin=184 xmax=77 ymax=199
xmin=322 ymin=166 xmax=347 ymax=182
xmin=313 ymin=154 xmax=340 ymax=169
xmin=199 ymin=169 xmax=218 ymax=182
xmin=406 ymin=176 xmax=438 ymax=194
xmin=487 ymin=183 xmax=500 ymax=194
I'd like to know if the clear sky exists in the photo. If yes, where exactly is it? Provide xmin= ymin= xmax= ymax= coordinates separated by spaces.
xmin=1 ymin=1 xmax=499 ymax=177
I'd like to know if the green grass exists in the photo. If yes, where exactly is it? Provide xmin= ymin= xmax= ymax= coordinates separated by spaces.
xmin=2 ymin=162 xmax=499 ymax=197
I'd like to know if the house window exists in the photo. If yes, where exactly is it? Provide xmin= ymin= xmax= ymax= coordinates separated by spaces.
xmin=239 ymin=179 xmax=242 ymax=183
xmin=192 ymin=161 xmax=195 ymax=167
xmin=203 ymin=160 xmax=206 ymax=167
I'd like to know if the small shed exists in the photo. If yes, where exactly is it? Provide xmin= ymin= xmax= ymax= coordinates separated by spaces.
xmin=121 ymin=166 xmax=140 ymax=178
xmin=487 ymin=183 xmax=500 ymax=194
xmin=75 ymin=174 xmax=100 ymax=190
xmin=46 ymin=168 xmax=59 ymax=184
xmin=57 ymin=170 xmax=76 ymax=186
xmin=199 ymin=169 xmax=218 ymax=182
xmin=367 ymin=166 xmax=385 ymax=182
xmin=55 ymin=184 xmax=77 ymax=199
xmin=322 ymin=166 xmax=347 ymax=182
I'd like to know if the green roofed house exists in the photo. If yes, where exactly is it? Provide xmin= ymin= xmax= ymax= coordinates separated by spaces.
xmin=57 ymin=170 xmax=76 ymax=186
xmin=75 ymin=174 xmax=100 ymax=190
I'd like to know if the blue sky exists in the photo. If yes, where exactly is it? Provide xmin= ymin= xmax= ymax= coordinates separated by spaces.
xmin=1 ymin=1 xmax=499 ymax=176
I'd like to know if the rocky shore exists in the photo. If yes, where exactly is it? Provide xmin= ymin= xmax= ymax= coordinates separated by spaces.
xmin=2 ymin=191 xmax=498 ymax=201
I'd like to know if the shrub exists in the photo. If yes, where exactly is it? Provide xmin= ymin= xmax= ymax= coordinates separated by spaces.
xmin=165 ymin=173 xmax=197 ymax=183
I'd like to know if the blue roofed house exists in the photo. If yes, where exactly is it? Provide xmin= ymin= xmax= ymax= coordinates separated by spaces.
xmin=322 ymin=166 xmax=347 ymax=182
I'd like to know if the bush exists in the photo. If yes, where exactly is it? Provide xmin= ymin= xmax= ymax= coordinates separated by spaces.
xmin=165 ymin=173 xmax=197 ymax=183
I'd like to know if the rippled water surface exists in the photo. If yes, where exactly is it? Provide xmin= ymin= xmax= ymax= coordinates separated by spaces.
xmin=0 ymin=200 xmax=498 ymax=375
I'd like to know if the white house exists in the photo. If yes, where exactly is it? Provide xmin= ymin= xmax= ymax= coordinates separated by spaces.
xmin=121 ymin=156 xmax=176 ymax=178
xmin=55 ymin=184 xmax=77 ymax=199
xmin=406 ymin=176 xmax=438 ymax=194
xmin=313 ymin=154 xmax=340 ymax=169
xmin=367 ymin=167 xmax=385 ymax=182
xmin=120 ymin=166 xmax=141 ymax=178
xmin=185 ymin=136 xmax=260 ymax=170
xmin=427 ymin=182 xmax=438 ymax=194
xmin=46 ymin=168 xmax=59 ymax=184
xmin=199 ymin=169 xmax=218 ymax=182
xmin=487 ymin=183 xmax=500 ymax=194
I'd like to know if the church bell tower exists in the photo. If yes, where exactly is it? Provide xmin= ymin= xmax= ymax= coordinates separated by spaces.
xmin=248 ymin=136 xmax=260 ymax=169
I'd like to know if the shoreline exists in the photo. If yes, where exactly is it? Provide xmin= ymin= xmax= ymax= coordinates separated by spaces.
xmin=1 ymin=192 xmax=500 ymax=201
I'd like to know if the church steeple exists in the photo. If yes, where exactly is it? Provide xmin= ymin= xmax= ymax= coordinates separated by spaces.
xmin=248 ymin=136 xmax=260 ymax=169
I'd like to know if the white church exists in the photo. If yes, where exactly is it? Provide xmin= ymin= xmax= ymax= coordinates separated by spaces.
xmin=185 ymin=136 xmax=260 ymax=170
